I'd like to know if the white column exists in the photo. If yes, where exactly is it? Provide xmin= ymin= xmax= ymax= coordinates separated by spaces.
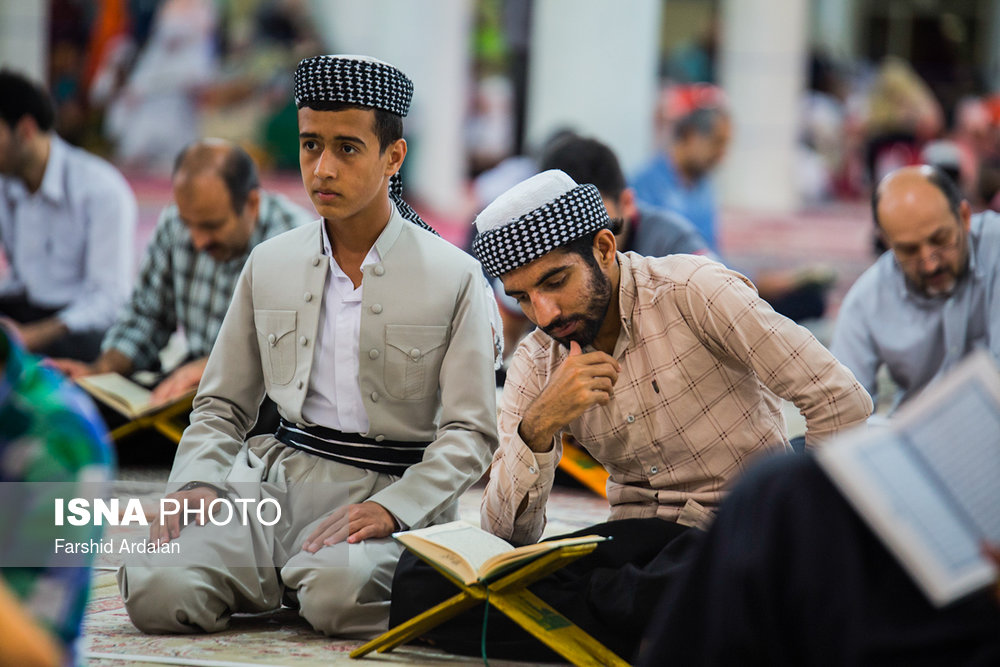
xmin=526 ymin=0 xmax=661 ymax=174
xmin=307 ymin=0 xmax=472 ymax=217
xmin=718 ymin=0 xmax=808 ymax=212
xmin=0 ymin=0 xmax=48 ymax=80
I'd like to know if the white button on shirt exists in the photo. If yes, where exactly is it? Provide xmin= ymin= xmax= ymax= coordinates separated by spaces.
xmin=300 ymin=223 xmax=379 ymax=432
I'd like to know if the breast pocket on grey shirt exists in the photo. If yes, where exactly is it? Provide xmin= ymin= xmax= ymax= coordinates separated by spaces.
xmin=384 ymin=324 xmax=450 ymax=400
xmin=255 ymin=309 xmax=297 ymax=385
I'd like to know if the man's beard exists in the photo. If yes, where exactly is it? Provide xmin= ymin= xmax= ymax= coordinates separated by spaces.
xmin=541 ymin=262 xmax=613 ymax=348
xmin=909 ymin=252 xmax=969 ymax=298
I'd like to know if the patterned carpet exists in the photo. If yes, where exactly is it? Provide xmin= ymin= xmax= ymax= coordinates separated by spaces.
xmin=79 ymin=483 xmax=612 ymax=666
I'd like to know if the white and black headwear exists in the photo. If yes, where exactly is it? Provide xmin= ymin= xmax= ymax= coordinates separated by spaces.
xmin=473 ymin=170 xmax=611 ymax=278
xmin=293 ymin=54 xmax=433 ymax=233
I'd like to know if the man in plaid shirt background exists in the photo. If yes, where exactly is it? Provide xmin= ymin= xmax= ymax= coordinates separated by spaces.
xmin=51 ymin=139 xmax=311 ymax=411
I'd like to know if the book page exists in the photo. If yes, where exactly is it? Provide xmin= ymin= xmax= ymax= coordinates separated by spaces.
xmin=899 ymin=389 xmax=1000 ymax=546
xmin=77 ymin=373 xmax=153 ymax=417
xmin=479 ymin=534 xmax=607 ymax=581
xmin=397 ymin=521 xmax=514 ymax=574
xmin=819 ymin=351 xmax=1000 ymax=605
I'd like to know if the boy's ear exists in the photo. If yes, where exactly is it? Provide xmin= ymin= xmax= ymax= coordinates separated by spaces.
xmin=386 ymin=138 xmax=407 ymax=177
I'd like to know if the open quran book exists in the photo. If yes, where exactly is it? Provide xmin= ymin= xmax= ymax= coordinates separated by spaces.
xmin=393 ymin=520 xmax=607 ymax=585
xmin=76 ymin=373 xmax=194 ymax=420
xmin=817 ymin=349 xmax=1000 ymax=606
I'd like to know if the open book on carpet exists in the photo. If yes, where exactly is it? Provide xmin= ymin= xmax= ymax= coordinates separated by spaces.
xmin=393 ymin=520 xmax=607 ymax=585
xmin=76 ymin=373 xmax=194 ymax=420
xmin=817 ymin=349 xmax=1000 ymax=606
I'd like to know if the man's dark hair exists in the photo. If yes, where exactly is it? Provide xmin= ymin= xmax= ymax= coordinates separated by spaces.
xmin=673 ymin=107 xmax=726 ymax=141
xmin=298 ymin=101 xmax=402 ymax=153
xmin=218 ymin=146 xmax=261 ymax=215
xmin=173 ymin=142 xmax=261 ymax=215
xmin=558 ymin=225 xmax=613 ymax=270
xmin=539 ymin=135 xmax=626 ymax=200
xmin=0 ymin=69 xmax=55 ymax=132
xmin=871 ymin=165 xmax=964 ymax=228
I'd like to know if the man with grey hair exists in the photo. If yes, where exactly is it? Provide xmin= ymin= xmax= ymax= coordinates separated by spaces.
xmin=390 ymin=169 xmax=871 ymax=662
xmin=831 ymin=164 xmax=1000 ymax=411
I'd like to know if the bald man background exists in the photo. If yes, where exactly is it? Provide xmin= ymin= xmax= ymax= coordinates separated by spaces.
xmin=831 ymin=164 xmax=1000 ymax=411
xmin=52 ymin=139 xmax=312 ymax=406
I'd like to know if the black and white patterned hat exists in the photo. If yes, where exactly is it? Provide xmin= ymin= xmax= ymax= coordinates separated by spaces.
xmin=294 ymin=54 xmax=413 ymax=116
xmin=473 ymin=170 xmax=610 ymax=277
xmin=294 ymin=54 xmax=435 ymax=234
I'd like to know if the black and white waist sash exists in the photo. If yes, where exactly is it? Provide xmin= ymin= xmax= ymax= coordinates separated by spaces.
xmin=274 ymin=419 xmax=429 ymax=476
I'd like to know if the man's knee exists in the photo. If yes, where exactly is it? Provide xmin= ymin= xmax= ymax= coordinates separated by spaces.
xmin=294 ymin=564 xmax=391 ymax=637
xmin=118 ymin=566 xmax=229 ymax=634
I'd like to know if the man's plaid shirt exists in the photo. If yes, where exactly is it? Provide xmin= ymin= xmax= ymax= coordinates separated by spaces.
xmin=483 ymin=252 xmax=873 ymax=544
xmin=102 ymin=192 xmax=313 ymax=370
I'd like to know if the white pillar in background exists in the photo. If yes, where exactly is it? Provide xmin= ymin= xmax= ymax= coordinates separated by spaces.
xmin=307 ymin=0 xmax=472 ymax=216
xmin=526 ymin=0 xmax=661 ymax=174
xmin=0 ymin=0 xmax=48 ymax=80
xmin=718 ymin=0 xmax=808 ymax=212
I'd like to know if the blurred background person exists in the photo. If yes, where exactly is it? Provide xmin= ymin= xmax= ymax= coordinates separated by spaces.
xmin=103 ymin=0 xmax=219 ymax=174
xmin=862 ymin=56 xmax=944 ymax=190
xmin=0 ymin=69 xmax=136 ymax=361
xmin=631 ymin=83 xmax=730 ymax=253
xmin=199 ymin=0 xmax=320 ymax=171
xmin=630 ymin=86 xmax=835 ymax=325
xmin=492 ymin=132 xmax=715 ymax=359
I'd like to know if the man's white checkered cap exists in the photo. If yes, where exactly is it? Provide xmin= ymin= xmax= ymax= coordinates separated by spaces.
xmin=472 ymin=170 xmax=610 ymax=277
xmin=475 ymin=170 xmax=578 ymax=234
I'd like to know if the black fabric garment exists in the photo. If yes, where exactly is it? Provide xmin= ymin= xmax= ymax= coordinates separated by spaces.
xmin=110 ymin=394 xmax=281 ymax=468
xmin=639 ymin=454 xmax=1000 ymax=667
xmin=390 ymin=517 xmax=700 ymax=663
xmin=0 ymin=295 xmax=105 ymax=361
xmin=765 ymin=282 xmax=827 ymax=323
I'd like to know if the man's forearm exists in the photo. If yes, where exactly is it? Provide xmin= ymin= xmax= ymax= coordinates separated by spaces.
xmin=91 ymin=348 xmax=136 ymax=376
xmin=517 ymin=408 xmax=558 ymax=453
xmin=19 ymin=317 xmax=69 ymax=353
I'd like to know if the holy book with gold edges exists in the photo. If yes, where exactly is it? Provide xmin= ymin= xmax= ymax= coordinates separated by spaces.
xmin=75 ymin=373 xmax=194 ymax=420
xmin=393 ymin=520 xmax=607 ymax=585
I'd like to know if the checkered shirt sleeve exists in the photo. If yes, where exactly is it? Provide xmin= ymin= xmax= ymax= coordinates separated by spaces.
xmin=101 ymin=206 xmax=179 ymax=370
xmin=103 ymin=192 xmax=311 ymax=370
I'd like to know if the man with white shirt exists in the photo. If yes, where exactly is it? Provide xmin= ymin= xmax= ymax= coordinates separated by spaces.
xmin=0 ymin=69 xmax=136 ymax=360
xmin=117 ymin=54 xmax=498 ymax=638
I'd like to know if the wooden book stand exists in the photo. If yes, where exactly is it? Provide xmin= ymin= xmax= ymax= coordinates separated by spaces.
xmin=351 ymin=542 xmax=629 ymax=666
